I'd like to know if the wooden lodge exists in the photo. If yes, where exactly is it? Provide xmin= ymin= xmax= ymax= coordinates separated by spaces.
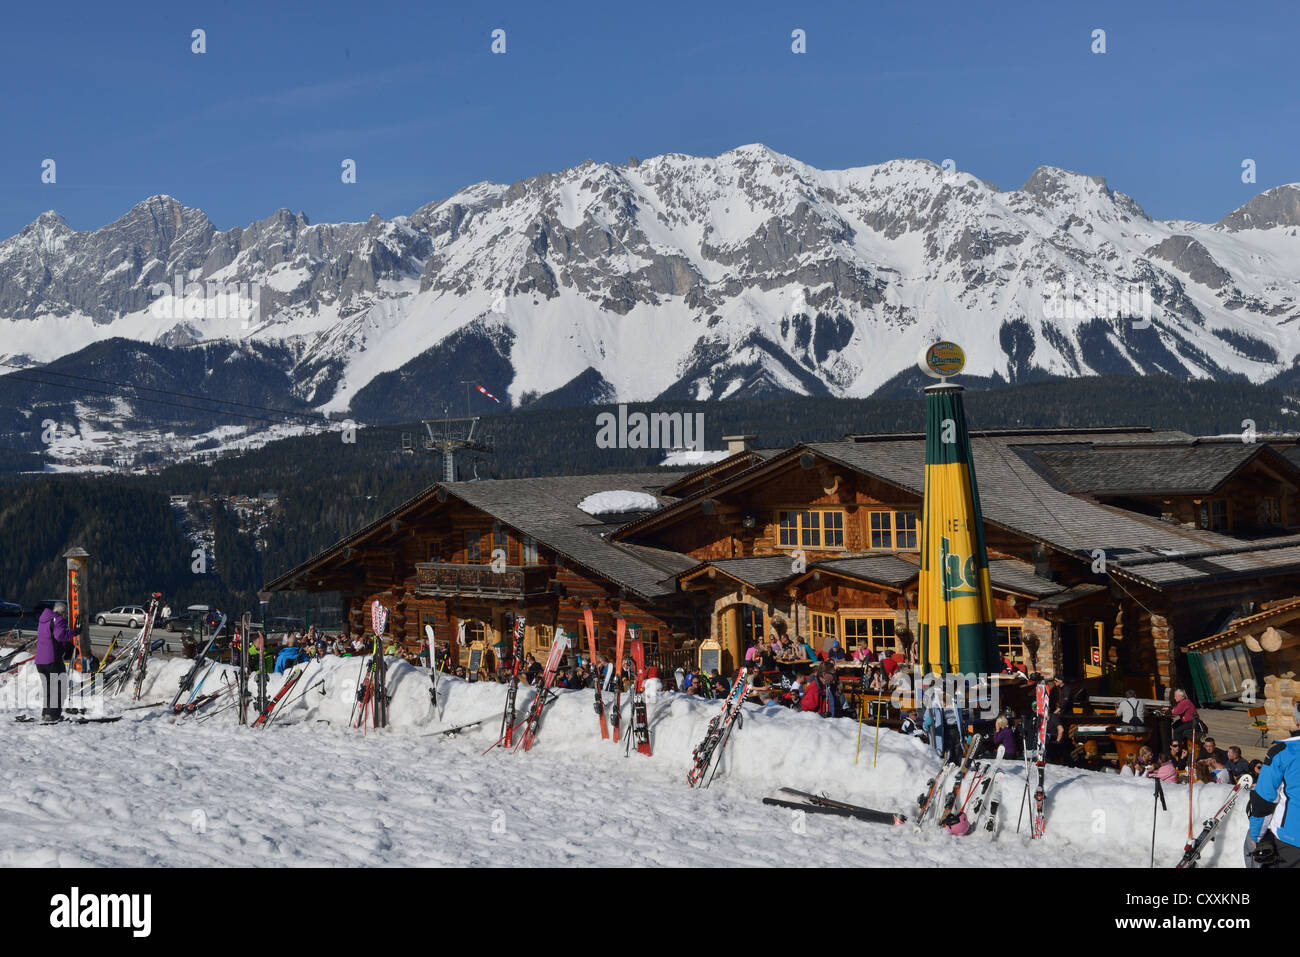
xmin=265 ymin=427 xmax=1300 ymax=700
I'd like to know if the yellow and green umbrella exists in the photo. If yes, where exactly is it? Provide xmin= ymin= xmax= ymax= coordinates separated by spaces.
xmin=917 ymin=381 xmax=998 ymax=676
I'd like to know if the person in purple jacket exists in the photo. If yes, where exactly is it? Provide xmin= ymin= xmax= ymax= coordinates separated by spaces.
xmin=993 ymin=714 xmax=1018 ymax=758
xmin=36 ymin=601 xmax=75 ymax=722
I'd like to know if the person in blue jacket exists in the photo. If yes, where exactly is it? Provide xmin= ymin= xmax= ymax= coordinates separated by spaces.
xmin=274 ymin=639 xmax=308 ymax=674
xmin=1247 ymin=703 xmax=1300 ymax=868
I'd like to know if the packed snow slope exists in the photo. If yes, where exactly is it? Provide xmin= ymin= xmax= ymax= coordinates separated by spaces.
xmin=0 ymin=656 xmax=1250 ymax=868
xmin=3 ymin=145 xmax=1300 ymax=438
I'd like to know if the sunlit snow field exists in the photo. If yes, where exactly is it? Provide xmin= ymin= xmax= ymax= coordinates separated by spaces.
xmin=0 ymin=656 xmax=1250 ymax=868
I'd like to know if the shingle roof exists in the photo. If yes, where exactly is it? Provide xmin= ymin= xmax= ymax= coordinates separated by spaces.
xmin=659 ymin=448 xmax=784 ymax=496
xmin=1031 ymin=443 xmax=1271 ymax=496
xmin=266 ymin=471 xmax=690 ymax=601
xmin=440 ymin=472 xmax=689 ymax=600
xmin=1030 ymin=583 xmax=1110 ymax=610
xmin=805 ymin=434 xmax=1243 ymax=584
xmin=811 ymin=555 xmax=920 ymax=589
xmin=687 ymin=556 xmax=802 ymax=589
xmin=1105 ymin=539 xmax=1300 ymax=588
xmin=987 ymin=559 xmax=1066 ymax=598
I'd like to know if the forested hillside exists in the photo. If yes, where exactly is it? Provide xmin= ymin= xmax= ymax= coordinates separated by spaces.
xmin=1 ymin=374 xmax=1296 ymax=618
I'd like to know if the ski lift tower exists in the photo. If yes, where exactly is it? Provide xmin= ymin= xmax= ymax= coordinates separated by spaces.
xmin=413 ymin=415 xmax=493 ymax=482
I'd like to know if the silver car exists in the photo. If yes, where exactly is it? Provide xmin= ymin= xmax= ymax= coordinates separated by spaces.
xmin=95 ymin=605 xmax=148 ymax=627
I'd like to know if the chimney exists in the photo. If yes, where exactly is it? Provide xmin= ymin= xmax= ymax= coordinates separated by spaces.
xmin=723 ymin=434 xmax=757 ymax=455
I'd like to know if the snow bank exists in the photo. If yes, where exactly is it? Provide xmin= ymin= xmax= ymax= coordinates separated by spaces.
xmin=0 ymin=656 xmax=1253 ymax=868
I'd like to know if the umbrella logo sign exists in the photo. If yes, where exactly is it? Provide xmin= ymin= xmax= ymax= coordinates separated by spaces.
xmin=940 ymin=536 xmax=980 ymax=600
xmin=919 ymin=341 xmax=966 ymax=379
xmin=371 ymin=601 xmax=388 ymax=638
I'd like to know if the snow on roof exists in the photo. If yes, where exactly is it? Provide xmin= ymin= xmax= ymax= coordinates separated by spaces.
xmin=659 ymin=449 xmax=732 ymax=467
xmin=577 ymin=490 xmax=661 ymax=516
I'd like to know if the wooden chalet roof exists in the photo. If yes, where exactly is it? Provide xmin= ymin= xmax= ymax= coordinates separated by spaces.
xmin=659 ymin=448 xmax=784 ymax=497
xmin=1102 ymin=535 xmax=1300 ymax=589
xmin=808 ymin=555 xmax=919 ymax=589
xmin=681 ymin=556 xmax=803 ymax=590
xmin=805 ymin=434 xmax=1243 ymax=577
xmin=987 ymin=559 xmax=1067 ymax=599
xmin=1029 ymin=583 xmax=1110 ymax=611
xmin=680 ymin=553 xmax=1059 ymax=601
xmin=616 ymin=429 xmax=1263 ymax=591
xmin=1189 ymin=596 xmax=1300 ymax=650
xmin=1029 ymin=441 xmax=1299 ymax=497
xmin=264 ymin=471 xmax=691 ymax=601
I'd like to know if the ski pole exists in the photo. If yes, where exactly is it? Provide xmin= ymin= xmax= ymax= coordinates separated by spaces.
xmin=268 ymin=671 xmax=324 ymax=727
xmin=855 ymin=690 xmax=865 ymax=765
xmin=348 ymin=653 xmax=366 ymax=727
xmin=1015 ymin=765 xmax=1031 ymax=834
xmin=873 ymin=697 xmax=883 ymax=768
xmin=1150 ymin=777 xmax=1166 ymax=868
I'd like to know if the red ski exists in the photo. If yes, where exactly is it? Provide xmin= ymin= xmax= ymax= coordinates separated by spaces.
xmin=515 ymin=628 xmax=570 ymax=752
xmin=253 ymin=665 xmax=308 ymax=728
xmin=628 ymin=633 xmax=651 ymax=756
xmin=483 ymin=628 xmax=569 ymax=754
xmin=583 ymin=608 xmax=609 ymax=740
xmin=1032 ymin=681 xmax=1049 ymax=838
xmin=610 ymin=618 xmax=626 ymax=743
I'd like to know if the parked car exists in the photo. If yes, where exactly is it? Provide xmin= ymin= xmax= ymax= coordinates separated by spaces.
xmin=166 ymin=604 xmax=211 ymax=633
xmin=95 ymin=605 xmax=148 ymax=628
xmin=0 ymin=599 xmax=22 ymax=618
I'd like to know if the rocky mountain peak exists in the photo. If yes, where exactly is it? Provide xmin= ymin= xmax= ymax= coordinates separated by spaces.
xmin=2 ymin=145 xmax=1299 ymax=443
xmin=1216 ymin=184 xmax=1300 ymax=231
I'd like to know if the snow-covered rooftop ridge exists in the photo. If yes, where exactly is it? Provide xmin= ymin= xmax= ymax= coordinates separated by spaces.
xmin=577 ymin=490 xmax=662 ymax=515
xmin=660 ymin=449 xmax=732 ymax=467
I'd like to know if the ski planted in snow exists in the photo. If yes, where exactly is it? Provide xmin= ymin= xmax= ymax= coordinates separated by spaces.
xmin=762 ymin=788 xmax=907 ymax=826
xmin=965 ymin=746 xmax=1007 ymax=832
xmin=425 ymin=624 xmax=440 ymax=711
xmin=961 ymin=745 xmax=1006 ymax=830
xmin=483 ymin=628 xmax=570 ymax=754
xmin=609 ymin=618 xmax=626 ymax=742
xmin=499 ymin=616 xmax=525 ymax=748
xmin=627 ymin=630 xmax=651 ymax=757
xmin=371 ymin=601 xmax=390 ymax=729
xmin=130 ymin=594 xmax=163 ymax=701
xmin=252 ymin=664 xmax=309 ymax=728
xmin=583 ymin=607 xmax=609 ymax=740
xmin=170 ymin=614 xmax=227 ymax=713
xmin=1032 ymin=681 xmax=1050 ymax=838
xmin=237 ymin=614 xmax=250 ymax=726
xmin=979 ymin=771 xmax=1008 ymax=838
xmin=915 ymin=763 xmax=956 ymax=830
xmin=938 ymin=733 xmax=983 ymax=827
xmin=513 ymin=628 xmax=570 ymax=752
xmin=1177 ymin=774 xmax=1253 ymax=868
xmin=686 ymin=667 xmax=751 ymax=788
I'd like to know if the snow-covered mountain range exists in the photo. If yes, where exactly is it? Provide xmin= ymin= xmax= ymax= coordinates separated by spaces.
xmin=3 ymin=144 xmax=1300 ymax=450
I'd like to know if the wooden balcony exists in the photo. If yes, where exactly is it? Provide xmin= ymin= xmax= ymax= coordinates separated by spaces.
xmin=414 ymin=562 xmax=556 ymax=599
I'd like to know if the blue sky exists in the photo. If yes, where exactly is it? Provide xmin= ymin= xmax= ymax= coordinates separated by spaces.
xmin=1 ymin=0 xmax=1295 ymax=235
